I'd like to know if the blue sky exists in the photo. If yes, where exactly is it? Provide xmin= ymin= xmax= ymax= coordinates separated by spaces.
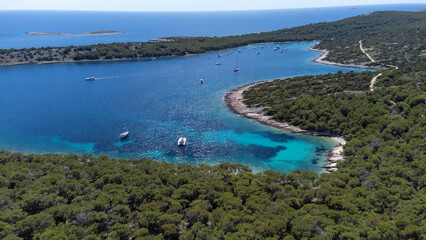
xmin=0 ymin=0 xmax=424 ymax=11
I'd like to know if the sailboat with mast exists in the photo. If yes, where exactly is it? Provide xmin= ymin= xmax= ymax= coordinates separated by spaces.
xmin=233 ymin=54 xmax=239 ymax=72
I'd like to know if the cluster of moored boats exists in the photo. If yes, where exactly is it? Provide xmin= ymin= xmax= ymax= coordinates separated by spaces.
xmin=214 ymin=43 xmax=291 ymax=71
xmin=118 ymin=130 xmax=187 ymax=146
xmin=86 ymin=43 xmax=297 ymax=147
xmin=85 ymin=44 xmax=292 ymax=81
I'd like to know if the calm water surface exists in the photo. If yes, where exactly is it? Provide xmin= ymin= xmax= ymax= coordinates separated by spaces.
xmin=2 ymin=5 xmax=423 ymax=172
xmin=0 ymin=4 xmax=424 ymax=49
xmin=0 ymin=42 xmax=362 ymax=172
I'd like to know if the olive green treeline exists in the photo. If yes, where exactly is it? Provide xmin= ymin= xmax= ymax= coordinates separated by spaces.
xmin=0 ymin=62 xmax=424 ymax=238
xmin=241 ymin=60 xmax=425 ymax=239
xmin=0 ymin=11 xmax=424 ymax=67
xmin=0 ymin=9 xmax=425 ymax=240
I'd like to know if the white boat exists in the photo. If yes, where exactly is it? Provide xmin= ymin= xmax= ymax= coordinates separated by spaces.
xmin=119 ymin=131 xmax=129 ymax=139
xmin=85 ymin=77 xmax=95 ymax=81
xmin=200 ymin=79 xmax=204 ymax=84
xmin=177 ymin=137 xmax=187 ymax=146
xmin=215 ymin=62 xmax=221 ymax=65
xmin=233 ymin=67 xmax=239 ymax=72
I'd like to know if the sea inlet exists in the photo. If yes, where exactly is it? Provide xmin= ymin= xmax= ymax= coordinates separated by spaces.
xmin=0 ymin=42 xmax=363 ymax=173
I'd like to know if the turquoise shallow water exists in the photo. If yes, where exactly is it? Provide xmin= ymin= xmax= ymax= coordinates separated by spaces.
xmin=0 ymin=42 xmax=362 ymax=172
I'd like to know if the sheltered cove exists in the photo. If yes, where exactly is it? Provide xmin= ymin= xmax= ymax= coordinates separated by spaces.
xmin=223 ymin=47 xmax=355 ymax=172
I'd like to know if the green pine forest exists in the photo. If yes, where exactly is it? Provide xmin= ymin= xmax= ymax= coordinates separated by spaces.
xmin=0 ymin=10 xmax=425 ymax=240
xmin=0 ymin=11 xmax=424 ymax=66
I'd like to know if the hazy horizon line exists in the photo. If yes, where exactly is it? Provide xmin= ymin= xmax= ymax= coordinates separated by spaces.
xmin=1 ymin=3 xmax=424 ymax=13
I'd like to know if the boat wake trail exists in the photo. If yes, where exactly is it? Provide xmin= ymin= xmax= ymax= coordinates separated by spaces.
xmin=94 ymin=75 xmax=127 ymax=80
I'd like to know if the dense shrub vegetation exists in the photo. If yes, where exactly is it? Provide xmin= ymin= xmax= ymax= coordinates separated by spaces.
xmin=0 ymin=136 xmax=424 ymax=240
xmin=0 ymin=11 xmax=424 ymax=66
xmin=241 ymin=60 xmax=425 ymax=239
xmin=0 ymin=10 xmax=425 ymax=240
xmin=1 ymin=49 xmax=425 ymax=240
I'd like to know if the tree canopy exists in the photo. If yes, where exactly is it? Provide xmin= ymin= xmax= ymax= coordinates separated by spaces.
xmin=0 ymin=11 xmax=424 ymax=67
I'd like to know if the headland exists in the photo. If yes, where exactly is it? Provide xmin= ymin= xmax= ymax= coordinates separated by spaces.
xmin=224 ymin=80 xmax=346 ymax=172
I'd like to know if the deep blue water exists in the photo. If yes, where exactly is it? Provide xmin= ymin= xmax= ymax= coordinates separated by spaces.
xmin=1 ymin=5 xmax=424 ymax=173
xmin=0 ymin=42 xmax=359 ymax=172
xmin=0 ymin=4 xmax=424 ymax=49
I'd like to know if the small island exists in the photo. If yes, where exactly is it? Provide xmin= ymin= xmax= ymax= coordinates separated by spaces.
xmin=0 ymin=9 xmax=424 ymax=240
xmin=25 ymin=30 xmax=125 ymax=36
xmin=0 ymin=11 xmax=420 ymax=67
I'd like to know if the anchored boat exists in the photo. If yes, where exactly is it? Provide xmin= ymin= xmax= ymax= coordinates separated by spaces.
xmin=177 ymin=137 xmax=187 ymax=146
xmin=119 ymin=131 xmax=129 ymax=139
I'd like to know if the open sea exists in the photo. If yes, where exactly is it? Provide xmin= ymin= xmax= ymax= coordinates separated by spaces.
xmin=0 ymin=4 xmax=424 ymax=173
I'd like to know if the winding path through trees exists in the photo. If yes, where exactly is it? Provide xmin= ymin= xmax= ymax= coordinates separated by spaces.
xmin=359 ymin=40 xmax=398 ymax=92
xmin=369 ymin=73 xmax=382 ymax=92
xmin=359 ymin=40 xmax=376 ymax=63
xmin=359 ymin=40 xmax=381 ymax=92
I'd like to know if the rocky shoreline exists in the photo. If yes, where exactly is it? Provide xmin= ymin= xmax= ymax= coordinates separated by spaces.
xmin=224 ymin=80 xmax=346 ymax=172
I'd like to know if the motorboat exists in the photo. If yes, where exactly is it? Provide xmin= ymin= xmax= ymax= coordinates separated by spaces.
xmin=216 ymin=62 xmax=221 ymax=65
xmin=200 ymin=78 xmax=204 ymax=84
xmin=177 ymin=137 xmax=187 ymax=146
xmin=233 ymin=67 xmax=239 ymax=72
xmin=119 ymin=131 xmax=129 ymax=139
xmin=85 ymin=77 xmax=95 ymax=81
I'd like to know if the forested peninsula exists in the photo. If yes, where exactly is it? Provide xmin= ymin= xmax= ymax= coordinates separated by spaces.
xmin=0 ymin=10 xmax=425 ymax=240
xmin=0 ymin=11 xmax=424 ymax=67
